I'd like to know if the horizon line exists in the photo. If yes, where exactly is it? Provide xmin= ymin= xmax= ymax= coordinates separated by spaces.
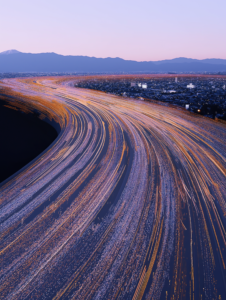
xmin=0 ymin=50 xmax=226 ymax=62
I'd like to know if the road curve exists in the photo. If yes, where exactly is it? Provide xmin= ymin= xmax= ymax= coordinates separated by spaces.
xmin=0 ymin=76 xmax=226 ymax=300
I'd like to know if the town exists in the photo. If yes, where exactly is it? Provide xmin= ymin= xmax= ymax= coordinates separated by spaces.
xmin=76 ymin=76 xmax=226 ymax=121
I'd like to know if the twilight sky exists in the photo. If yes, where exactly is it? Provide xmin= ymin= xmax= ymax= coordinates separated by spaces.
xmin=1 ymin=0 xmax=226 ymax=61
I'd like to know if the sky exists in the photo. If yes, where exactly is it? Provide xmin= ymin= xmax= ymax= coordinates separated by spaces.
xmin=1 ymin=0 xmax=226 ymax=61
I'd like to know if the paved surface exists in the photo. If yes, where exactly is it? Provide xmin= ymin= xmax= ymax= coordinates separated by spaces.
xmin=0 ymin=76 xmax=226 ymax=300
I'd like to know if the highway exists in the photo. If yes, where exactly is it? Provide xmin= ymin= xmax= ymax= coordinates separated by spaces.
xmin=0 ymin=75 xmax=226 ymax=300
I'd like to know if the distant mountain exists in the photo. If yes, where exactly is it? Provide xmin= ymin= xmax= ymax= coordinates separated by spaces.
xmin=154 ymin=57 xmax=200 ymax=64
xmin=0 ymin=50 xmax=226 ymax=73
xmin=0 ymin=49 xmax=22 ymax=55
xmin=155 ymin=57 xmax=226 ymax=65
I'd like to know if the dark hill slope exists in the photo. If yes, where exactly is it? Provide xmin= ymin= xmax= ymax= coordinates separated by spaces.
xmin=0 ymin=99 xmax=58 ymax=184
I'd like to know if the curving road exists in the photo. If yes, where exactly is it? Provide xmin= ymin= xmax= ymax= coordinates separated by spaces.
xmin=0 ymin=76 xmax=226 ymax=300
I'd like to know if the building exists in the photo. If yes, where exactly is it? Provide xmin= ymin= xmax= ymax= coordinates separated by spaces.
xmin=187 ymin=83 xmax=195 ymax=89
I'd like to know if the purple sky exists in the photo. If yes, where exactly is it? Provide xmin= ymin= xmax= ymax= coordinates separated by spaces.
xmin=1 ymin=0 xmax=226 ymax=61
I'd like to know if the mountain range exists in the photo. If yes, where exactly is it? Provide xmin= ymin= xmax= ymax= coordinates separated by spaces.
xmin=0 ymin=50 xmax=226 ymax=73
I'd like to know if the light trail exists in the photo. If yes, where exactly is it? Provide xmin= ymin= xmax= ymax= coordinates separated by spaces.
xmin=0 ymin=75 xmax=226 ymax=300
